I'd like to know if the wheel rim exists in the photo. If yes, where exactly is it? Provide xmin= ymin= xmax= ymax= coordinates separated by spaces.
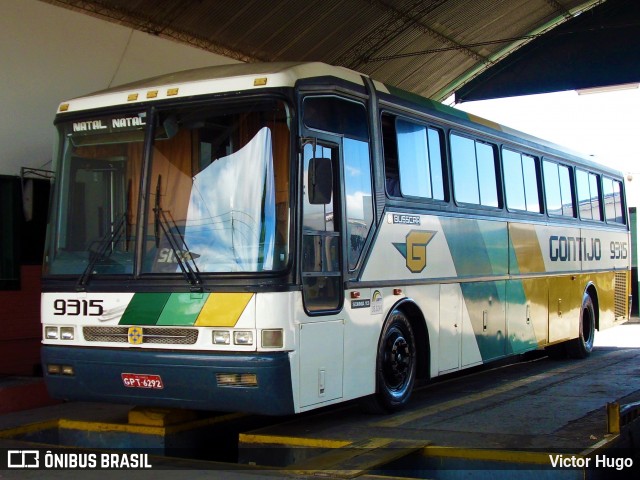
xmin=382 ymin=326 xmax=413 ymax=393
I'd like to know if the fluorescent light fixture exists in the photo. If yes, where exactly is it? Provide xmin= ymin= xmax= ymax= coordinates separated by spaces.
xmin=577 ymin=83 xmax=639 ymax=95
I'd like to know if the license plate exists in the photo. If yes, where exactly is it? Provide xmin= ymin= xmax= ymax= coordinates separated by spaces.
xmin=121 ymin=373 xmax=164 ymax=389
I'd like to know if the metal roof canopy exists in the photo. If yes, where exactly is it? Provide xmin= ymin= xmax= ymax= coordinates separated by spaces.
xmin=43 ymin=0 xmax=612 ymax=102
xmin=456 ymin=0 xmax=640 ymax=102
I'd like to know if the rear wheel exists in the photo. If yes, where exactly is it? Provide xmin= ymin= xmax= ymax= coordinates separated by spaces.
xmin=566 ymin=293 xmax=596 ymax=359
xmin=360 ymin=309 xmax=416 ymax=413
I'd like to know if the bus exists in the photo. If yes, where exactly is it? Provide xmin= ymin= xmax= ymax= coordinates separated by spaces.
xmin=41 ymin=62 xmax=631 ymax=415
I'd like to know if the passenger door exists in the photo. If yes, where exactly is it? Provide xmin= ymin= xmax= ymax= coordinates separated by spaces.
xmin=301 ymin=141 xmax=343 ymax=312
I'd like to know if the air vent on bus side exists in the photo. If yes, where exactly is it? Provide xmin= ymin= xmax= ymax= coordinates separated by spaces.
xmin=614 ymin=272 xmax=628 ymax=318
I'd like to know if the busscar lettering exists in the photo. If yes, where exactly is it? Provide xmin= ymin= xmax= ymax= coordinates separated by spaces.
xmin=549 ymin=235 xmax=601 ymax=262
xmin=392 ymin=214 xmax=421 ymax=225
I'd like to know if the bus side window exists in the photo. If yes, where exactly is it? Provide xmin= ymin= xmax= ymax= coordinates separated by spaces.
xmin=577 ymin=169 xmax=602 ymax=221
xmin=382 ymin=114 xmax=445 ymax=201
xmin=396 ymin=119 xmax=445 ymax=200
xmin=381 ymin=114 xmax=401 ymax=196
xmin=451 ymin=133 xmax=499 ymax=207
xmin=343 ymin=137 xmax=373 ymax=270
xmin=543 ymin=160 xmax=574 ymax=217
xmin=603 ymin=177 xmax=625 ymax=224
xmin=559 ymin=165 xmax=574 ymax=217
xmin=502 ymin=148 xmax=540 ymax=213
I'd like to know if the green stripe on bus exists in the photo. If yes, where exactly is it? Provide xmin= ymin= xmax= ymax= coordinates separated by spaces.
xmin=156 ymin=293 xmax=209 ymax=326
xmin=505 ymin=280 xmax=538 ymax=354
xmin=119 ymin=293 xmax=171 ymax=325
xmin=443 ymin=218 xmax=537 ymax=361
xmin=460 ymin=281 xmax=505 ymax=361
xmin=441 ymin=218 xmax=507 ymax=277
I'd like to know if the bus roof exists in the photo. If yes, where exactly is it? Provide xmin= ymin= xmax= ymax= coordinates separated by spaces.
xmin=55 ymin=61 xmax=622 ymax=177
xmin=56 ymin=62 xmax=366 ymax=114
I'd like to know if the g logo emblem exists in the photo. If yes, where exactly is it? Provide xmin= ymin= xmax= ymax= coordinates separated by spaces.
xmin=128 ymin=327 xmax=143 ymax=345
xmin=393 ymin=230 xmax=436 ymax=273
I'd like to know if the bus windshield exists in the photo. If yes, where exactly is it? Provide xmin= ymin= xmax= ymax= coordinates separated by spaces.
xmin=46 ymin=99 xmax=291 ymax=277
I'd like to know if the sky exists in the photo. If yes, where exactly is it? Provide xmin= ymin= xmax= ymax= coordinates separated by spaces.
xmin=454 ymin=86 xmax=640 ymax=206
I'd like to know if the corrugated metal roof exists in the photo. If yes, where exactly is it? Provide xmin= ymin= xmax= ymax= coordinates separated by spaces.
xmin=457 ymin=0 xmax=640 ymax=101
xmin=42 ymin=0 xmax=601 ymax=101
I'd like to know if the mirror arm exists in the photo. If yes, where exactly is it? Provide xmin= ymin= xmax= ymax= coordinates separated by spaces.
xmin=300 ymin=136 xmax=317 ymax=153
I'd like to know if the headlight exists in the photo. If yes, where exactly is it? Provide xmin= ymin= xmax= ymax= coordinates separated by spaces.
xmin=60 ymin=327 xmax=75 ymax=340
xmin=233 ymin=331 xmax=254 ymax=345
xmin=45 ymin=326 xmax=59 ymax=340
xmin=212 ymin=330 xmax=230 ymax=345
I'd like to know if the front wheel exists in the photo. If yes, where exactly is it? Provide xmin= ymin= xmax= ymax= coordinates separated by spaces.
xmin=566 ymin=293 xmax=596 ymax=359
xmin=360 ymin=309 xmax=416 ymax=413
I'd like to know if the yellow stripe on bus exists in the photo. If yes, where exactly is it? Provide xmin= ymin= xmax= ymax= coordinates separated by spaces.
xmin=194 ymin=292 xmax=253 ymax=327
xmin=509 ymin=223 xmax=545 ymax=273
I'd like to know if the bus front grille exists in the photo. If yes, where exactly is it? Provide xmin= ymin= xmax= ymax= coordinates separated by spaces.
xmin=83 ymin=326 xmax=198 ymax=345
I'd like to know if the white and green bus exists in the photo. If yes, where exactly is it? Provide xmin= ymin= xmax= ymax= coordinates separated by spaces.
xmin=42 ymin=62 xmax=631 ymax=415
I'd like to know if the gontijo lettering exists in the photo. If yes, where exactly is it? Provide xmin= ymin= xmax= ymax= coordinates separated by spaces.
xmin=549 ymin=235 xmax=601 ymax=261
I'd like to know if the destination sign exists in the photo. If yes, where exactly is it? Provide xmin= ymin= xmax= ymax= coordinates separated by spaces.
xmin=71 ymin=113 xmax=146 ymax=136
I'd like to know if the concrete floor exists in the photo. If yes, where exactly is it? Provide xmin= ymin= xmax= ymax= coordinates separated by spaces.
xmin=1 ymin=322 xmax=639 ymax=478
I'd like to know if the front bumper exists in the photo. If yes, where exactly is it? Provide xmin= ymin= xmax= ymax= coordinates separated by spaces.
xmin=42 ymin=346 xmax=294 ymax=415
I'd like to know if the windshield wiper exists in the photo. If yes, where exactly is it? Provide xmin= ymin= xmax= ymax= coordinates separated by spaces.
xmin=153 ymin=175 xmax=203 ymax=291
xmin=76 ymin=214 xmax=126 ymax=291
xmin=154 ymin=207 xmax=203 ymax=291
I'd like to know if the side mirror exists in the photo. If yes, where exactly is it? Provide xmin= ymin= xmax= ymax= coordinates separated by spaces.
xmin=308 ymin=157 xmax=333 ymax=205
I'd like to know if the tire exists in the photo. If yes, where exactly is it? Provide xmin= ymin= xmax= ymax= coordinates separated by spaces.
xmin=566 ymin=293 xmax=596 ymax=359
xmin=360 ymin=309 xmax=416 ymax=413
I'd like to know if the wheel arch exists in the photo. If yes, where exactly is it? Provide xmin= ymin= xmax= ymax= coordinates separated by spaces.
xmin=584 ymin=282 xmax=600 ymax=330
xmin=388 ymin=298 xmax=430 ymax=381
